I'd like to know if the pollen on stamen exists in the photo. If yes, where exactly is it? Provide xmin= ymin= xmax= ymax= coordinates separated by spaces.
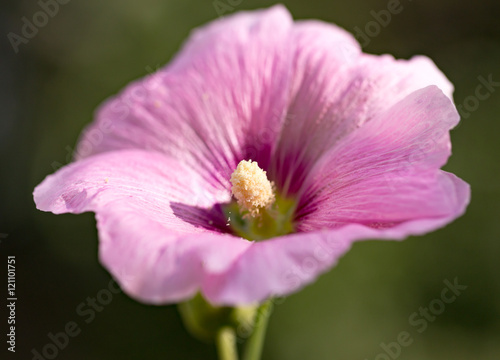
xmin=230 ymin=160 xmax=275 ymax=217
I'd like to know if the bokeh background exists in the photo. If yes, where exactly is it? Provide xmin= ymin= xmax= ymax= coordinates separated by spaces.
xmin=1 ymin=0 xmax=499 ymax=359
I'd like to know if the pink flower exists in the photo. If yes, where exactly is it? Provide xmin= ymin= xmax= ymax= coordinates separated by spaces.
xmin=34 ymin=5 xmax=469 ymax=305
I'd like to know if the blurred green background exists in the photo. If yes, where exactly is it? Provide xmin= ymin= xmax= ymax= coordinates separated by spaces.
xmin=1 ymin=0 xmax=499 ymax=359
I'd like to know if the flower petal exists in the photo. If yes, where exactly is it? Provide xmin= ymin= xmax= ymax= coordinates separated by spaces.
xmin=272 ymin=21 xmax=454 ymax=195
xmin=97 ymin=208 xmax=251 ymax=303
xmin=296 ymin=86 xmax=470 ymax=233
xmin=75 ymin=5 xmax=294 ymax=180
xmin=34 ymin=150 xmax=252 ymax=303
xmin=34 ymin=150 xmax=229 ymax=219
xmin=202 ymin=86 xmax=470 ymax=304
xmin=203 ymin=230 xmax=353 ymax=304
xmin=203 ymin=185 xmax=468 ymax=305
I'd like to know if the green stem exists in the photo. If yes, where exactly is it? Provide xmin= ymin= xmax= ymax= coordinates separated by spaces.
xmin=242 ymin=300 xmax=273 ymax=360
xmin=216 ymin=326 xmax=238 ymax=360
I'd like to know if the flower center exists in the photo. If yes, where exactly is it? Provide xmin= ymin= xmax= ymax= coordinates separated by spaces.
xmin=226 ymin=160 xmax=295 ymax=241
xmin=230 ymin=160 xmax=275 ymax=217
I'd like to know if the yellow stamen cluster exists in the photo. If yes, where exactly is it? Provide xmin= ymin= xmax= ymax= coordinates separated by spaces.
xmin=230 ymin=160 xmax=275 ymax=217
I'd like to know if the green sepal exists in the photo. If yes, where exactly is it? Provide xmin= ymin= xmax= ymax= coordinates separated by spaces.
xmin=178 ymin=293 xmax=256 ymax=342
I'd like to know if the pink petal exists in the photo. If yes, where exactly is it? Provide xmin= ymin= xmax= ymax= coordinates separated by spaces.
xmin=35 ymin=150 xmax=229 ymax=218
xmin=199 ymin=87 xmax=468 ymax=305
xmin=272 ymin=21 xmax=454 ymax=195
xmin=204 ymin=181 xmax=469 ymax=304
xmin=75 ymin=5 xmax=294 ymax=179
xmin=296 ymin=86 xmax=470 ymax=232
xmin=34 ymin=150 xmax=252 ymax=303
xmin=203 ymin=230 xmax=354 ymax=304
xmin=97 ymin=209 xmax=251 ymax=303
